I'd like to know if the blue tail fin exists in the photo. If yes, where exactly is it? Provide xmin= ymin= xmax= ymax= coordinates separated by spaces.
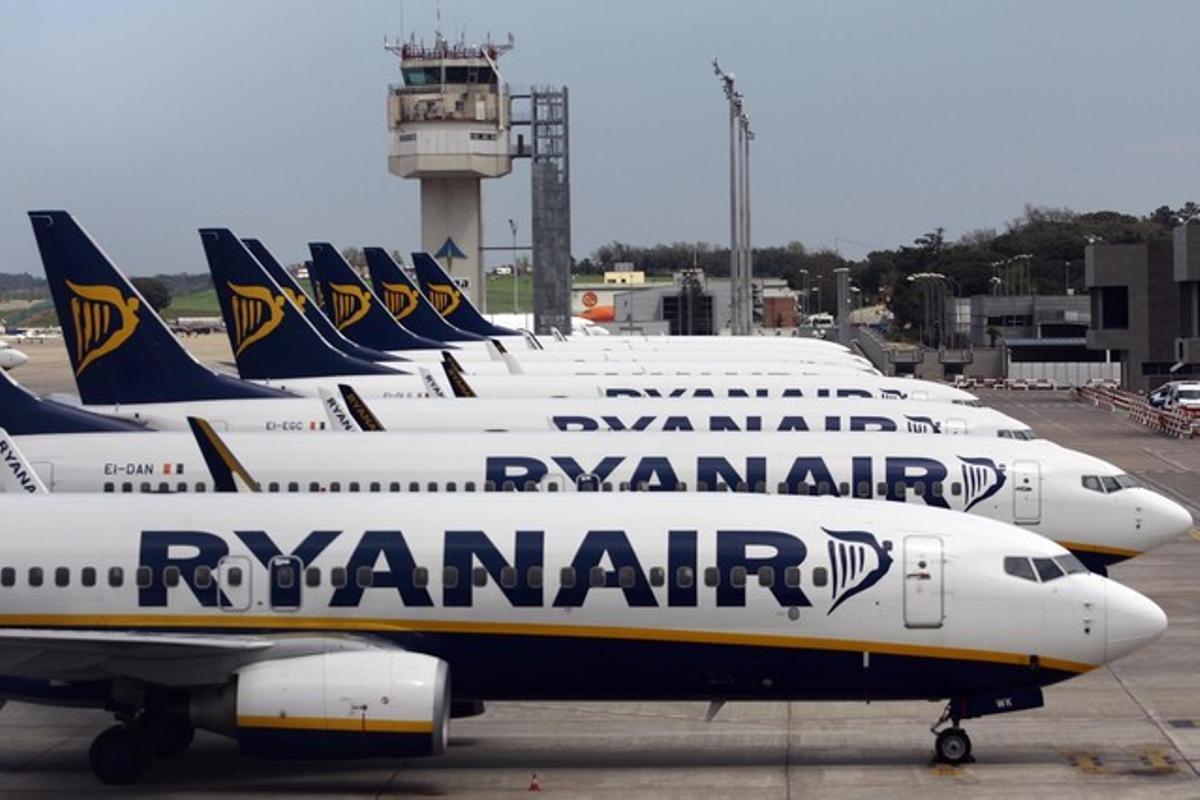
xmin=28 ymin=211 xmax=288 ymax=405
xmin=201 ymin=229 xmax=399 ymax=380
xmin=411 ymin=251 xmax=520 ymax=337
xmin=308 ymin=243 xmax=447 ymax=351
xmin=0 ymin=370 xmax=146 ymax=434
xmin=363 ymin=248 xmax=486 ymax=343
xmin=242 ymin=239 xmax=405 ymax=364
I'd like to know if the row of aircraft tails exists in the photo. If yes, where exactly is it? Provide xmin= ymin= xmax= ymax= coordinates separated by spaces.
xmin=0 ymin=210 xmax=1177 ymax=784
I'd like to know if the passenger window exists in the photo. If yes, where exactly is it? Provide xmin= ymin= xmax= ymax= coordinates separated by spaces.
xmin=785 ymin=566 xmax=801 ymax=588
xmin=29 ymin=567 xmax=43 ymax=587
xmin=932 ymin=482 xmax=944 ymax=498
xmin=811 ymin=566 xmax=827 ymax=587
xmin=473 ymin=566 xmax=488 ymax=587
xmin=484 ymin=480 xmax=496 ymax=492
xmin=442 ymin=566 xmax=459 ymax=589
xmin=122 ymin=482 xmax=132 ymax=493
xmin=1032 ymin=557 xmax=1065 ymax=582
xmin=758 ymin=566 xmax=775 ymax=587
xmin=704 ymin=566 xmax=719 ymax=587
xmin=136 ymin=566 xmax=153 ymax=588
xmin=195 ymin=482 xmax=207 ymax=493
xmin=730 ymin=566 xmax=747 ymax=588
xmin=856 ymin=481 xmax=870 ymax=498
xmin=329 ymin=482 xmax=341 ymax=493
xmin=349 ymin=482 xmax=360 ymax=493
xmin=176 ymin=482 xmax=187 ymax=492
xmin=527 ymin=566 xmax=543 ymax=588
xmin=618 ymin=566 xmax=636 ymax=589
xmin=876 ymin=481 xmax=887 ymax=496
xmin=108 ymin=567 xmax=123 ymax=587
xmin=500 ymin=566 xmax=517 ymax=589
xmin=893 ymin=483 xmax=906 ymax=498
xmin=838 ymin=482 xmax=849 ymax=496
xmin=389 ymin=482 xmax=400 ymax=492
xmin=268 ymin=482 xmax=279 ymax=493
xmin=913 ymin=482 xmax=925 ymax=497
xmin=951 ymin=482 xmax=962 ymax=496
xmin=649 ymin=566 xmax=665 ymax=587
xmin=559 ymin=567 xmax=576 ymax=589
xmin=676 ymin=566 xmax=695 ymax=588
xmin=331 ymin=567 xmax=347 ymax=588
xmin=428 ymin=482 xmax=438 ymax=492
xmin=140 ymin=482 xmax=150 ymax=493
xmin=195 ymin=565 xmax=213 ymax=589
xmin=465 ymin=481 xmax=476 ymax=492
xmin=276 ymin=566 xmax=295 ymax=589
xmin=55 ymin=567 xmax=69 ymax=587
xmin=305 ymin=567 xmax=321 ymax=588
xmin=226 ymin=566 xmax=243 ymax=587
xmin=356 ymin=566 xmax=374 ymax=588
xmin=81 ymin=567 xmax=96 ymax=587
xmin=817 ymin=481 xmax=829 ymax=496
xmin=413 ymin=567 xmax=429 ymax=588
xmin=163 ymin=566 xmax=180 ymax=587
xmin=103 ymin=482 xmax=114 ymax=493
xmin=288 ymin=482 xmax=299 ymax=493
xmin=589 ymin=566 xmax=606 ymax=587
xmin=0 ymin=567 xmax=13 ymax=587
xmin=503 ymin=481 xmax=516 ymax=492
xmin=1003 ymin=556 xmax=1037 ymax=582
xmin=309 ymin=482 xmax=320 ymax=492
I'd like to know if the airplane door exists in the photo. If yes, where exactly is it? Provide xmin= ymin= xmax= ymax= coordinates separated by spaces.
xmin=1012 ymin=460 xmax=1042 ymax=524
xmin=217 ymin=555 xmax=252 ymax=611
xmin=903 ymin=535 xmax=944 ymax=628
xmin=269 ymin=555 xmax=301 ymax=611
xmin=945 ymin=419 xmax=967 ymax=435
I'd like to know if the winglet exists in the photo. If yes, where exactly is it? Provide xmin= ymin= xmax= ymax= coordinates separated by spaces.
xmin=501 ymin=351 xmax=526 ymax=375
xmin=417 ymin=367 xmax=447 ymax=398
xmin=186 ymin=417 xmax=260 ymax=492
xmin=0 ymin=429 xmax=48 ymax=493
xmin=440 ymin=354 xmax=477 ymax=398
xmin=318 ymin=387 xmax=360 ymax=431
xmin=522 ymin=330 xmax=544 ymax=351
xmin=337 ymin=384 xmax=386 ymax=431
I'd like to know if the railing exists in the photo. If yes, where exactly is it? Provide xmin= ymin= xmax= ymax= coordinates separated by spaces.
xmin=1072 ymin=384 xmax=1200 ymax=439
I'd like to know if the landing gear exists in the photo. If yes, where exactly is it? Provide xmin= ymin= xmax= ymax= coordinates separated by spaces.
xmin=930 ymin=701 xmax=974 ymax=765
xmin=89 ymin=725 xmax=152 ymax=785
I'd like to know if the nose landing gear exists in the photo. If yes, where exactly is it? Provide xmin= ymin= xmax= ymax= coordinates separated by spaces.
xmin=931 ymin=701 xmax=974 ymax=765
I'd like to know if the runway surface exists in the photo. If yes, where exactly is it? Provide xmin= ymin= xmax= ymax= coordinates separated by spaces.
xmin=0 ymin=351 xmax=1197 ymax=797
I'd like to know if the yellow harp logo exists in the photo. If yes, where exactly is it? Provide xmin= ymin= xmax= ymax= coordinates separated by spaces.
xmin=227 ymin=282 xmax=286 ymax=356
xmin=282 ymin=287 xmax=308 ymax=313
xmin=66 ymin=280 xmax=140 ymax=376
xmin=426 ymin=283 xmax=462 ymax=317
xmin=328 ymin=283 xmax=372 ymax=330
xmin=380 ymin=282 xmax=420 ymax=321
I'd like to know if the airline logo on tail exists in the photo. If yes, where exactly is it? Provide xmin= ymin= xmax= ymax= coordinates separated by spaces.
xmin=905 ymin=415 xmax=942 ymax=434
xmin=227 ymin=283 xmax=286 ymax=356
xmin=328 ymin=283 xmax=372 ymax=330
xmin=282 ymin=287 xmax=308 ymax=313
xmin=380 ymin=282 xmax=419 ymax=321
xmin=426 ymin=283 xmax=462 ymax=316
xmin=824 ymin=528 xmax=894 ymax=614
xmin=65 ymin=280 xmax=140 ymax=376
xmin=958 ymin=456 xmax=1007 ymax=511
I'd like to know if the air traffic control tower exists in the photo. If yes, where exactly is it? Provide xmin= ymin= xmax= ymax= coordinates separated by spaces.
xmin=385 ymin=34 xmax=513 ymax=308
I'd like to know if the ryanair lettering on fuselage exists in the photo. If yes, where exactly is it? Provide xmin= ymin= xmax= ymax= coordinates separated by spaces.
xmin=485 ymin=454 xmax=1008 ymax=510
xmin=552 ymin=414 xmax=917 ymax=433
xmin=136 ymin=527 xmax=894 ymax=611
xmin=603 ymin=387 xmax=907 ymax=399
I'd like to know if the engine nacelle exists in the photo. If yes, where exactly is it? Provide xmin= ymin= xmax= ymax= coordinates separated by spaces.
xmin=191 ymin=650 xmax=449 ymax=759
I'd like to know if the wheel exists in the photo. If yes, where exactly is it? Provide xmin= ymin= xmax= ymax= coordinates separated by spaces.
xmin=145 ymin=714 xmax=195 ymax=757
xmin=934 ymin=728 xmax=972 ymax=765
xmin=89 ymin=725 xmax=152 ymax=785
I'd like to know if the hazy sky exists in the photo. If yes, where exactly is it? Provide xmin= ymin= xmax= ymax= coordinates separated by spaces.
xmin=2 ymin=1 xmax=1198 ymax=275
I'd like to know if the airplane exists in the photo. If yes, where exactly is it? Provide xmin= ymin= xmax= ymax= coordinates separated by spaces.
xmin=6 ymin=405 xmax=1188 ymax=571
xmin=0 ymin=341 xmax=29 ymax=370
xmin=0 ymin=491 xmax=1166 ymax=782
xmin=410 ymin=250 xmax=521 ymax=337
xmin=363 ymin=246 xmax=487 ymax=344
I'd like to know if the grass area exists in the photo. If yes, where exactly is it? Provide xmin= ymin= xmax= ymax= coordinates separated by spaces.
xmin=485 ymin=273 xmax=534 ymax=313
xmin=162 ymin=287 xmax=221 ymax=320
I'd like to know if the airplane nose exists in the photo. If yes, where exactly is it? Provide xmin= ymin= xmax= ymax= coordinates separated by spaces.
xmin=1153 ymin=495 xmax=1194 ymax=545
xmin=1105 ymin=580 xmax=1167 ymax=662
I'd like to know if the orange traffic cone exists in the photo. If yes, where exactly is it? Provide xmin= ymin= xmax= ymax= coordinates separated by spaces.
xmin=528 ymin=773 xmax=541 ymax=791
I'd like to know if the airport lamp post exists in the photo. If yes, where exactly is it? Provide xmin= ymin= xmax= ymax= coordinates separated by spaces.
xmin=508 ymin=218 xmax=518 ymax=314
xmin=713 ymin=59 xmax=753 ymax=336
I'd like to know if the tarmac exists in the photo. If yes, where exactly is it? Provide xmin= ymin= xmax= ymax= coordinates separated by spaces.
xmin=0 ymin=341 xmax=1197 ymax=798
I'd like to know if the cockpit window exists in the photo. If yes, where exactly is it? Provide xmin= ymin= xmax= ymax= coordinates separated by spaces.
xmin=1032 ymin=557 xmax=1065 ymax=582
xmin=998 ymin=429 xmax=1038 ymax=440
xmin=952 ymin=399 xmax=982 ymax=407
xmin=1113 ymin=474 xmax=1140 ymax=489
xmin=1082 ymin=476 xmax=1103 ymax=492
xmin=1100 ymin=476 xmax=1121 ymax=493
xmin=1054 ymin=554 xmax=1089 ymax=575
xmin=1003 ymin=556 xmax=1037 ymax=582
xmin=1083 ymin=474 xmax=1137 ymax=493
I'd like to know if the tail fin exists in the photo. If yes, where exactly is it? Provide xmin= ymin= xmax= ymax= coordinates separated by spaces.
xmin=200 ymin=229 xmax=398 ymax=380
xmin=28 ymin=211 xmax=288 ymax=404
xmin=187 ymin=417 xmax=260 ymax=492
xmin=410 ymin=251 xmax=520 ymax=337
xmin=0 ymin=370 xmax=145 ymax=434
xmin=308 ymin=243 xmax=446 ymax=352
xmin=0 ymin=429 xmax=49 ymax=493
xmin=364 ymin=248 xmax=486 ymax=343
xmin=241 ymin=239 xmax=405 ymax=364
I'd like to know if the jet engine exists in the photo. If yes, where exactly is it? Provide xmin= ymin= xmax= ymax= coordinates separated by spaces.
xmin=190 ymin=650 xmax=449 ymax=758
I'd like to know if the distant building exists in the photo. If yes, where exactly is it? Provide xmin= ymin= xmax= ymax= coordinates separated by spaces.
xmin=603 ymin=270 xmax=645 ymax=285
xmin=1086 ymin=223 xmax=1200 ymax=392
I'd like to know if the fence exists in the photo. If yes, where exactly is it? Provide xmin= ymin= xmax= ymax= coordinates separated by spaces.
xmin=1073 ymin=383 xmax=1200 ymax=439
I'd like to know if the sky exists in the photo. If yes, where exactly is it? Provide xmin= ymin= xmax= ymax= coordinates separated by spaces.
xmin=1 ymin=0 xmax=1198 ymax=275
